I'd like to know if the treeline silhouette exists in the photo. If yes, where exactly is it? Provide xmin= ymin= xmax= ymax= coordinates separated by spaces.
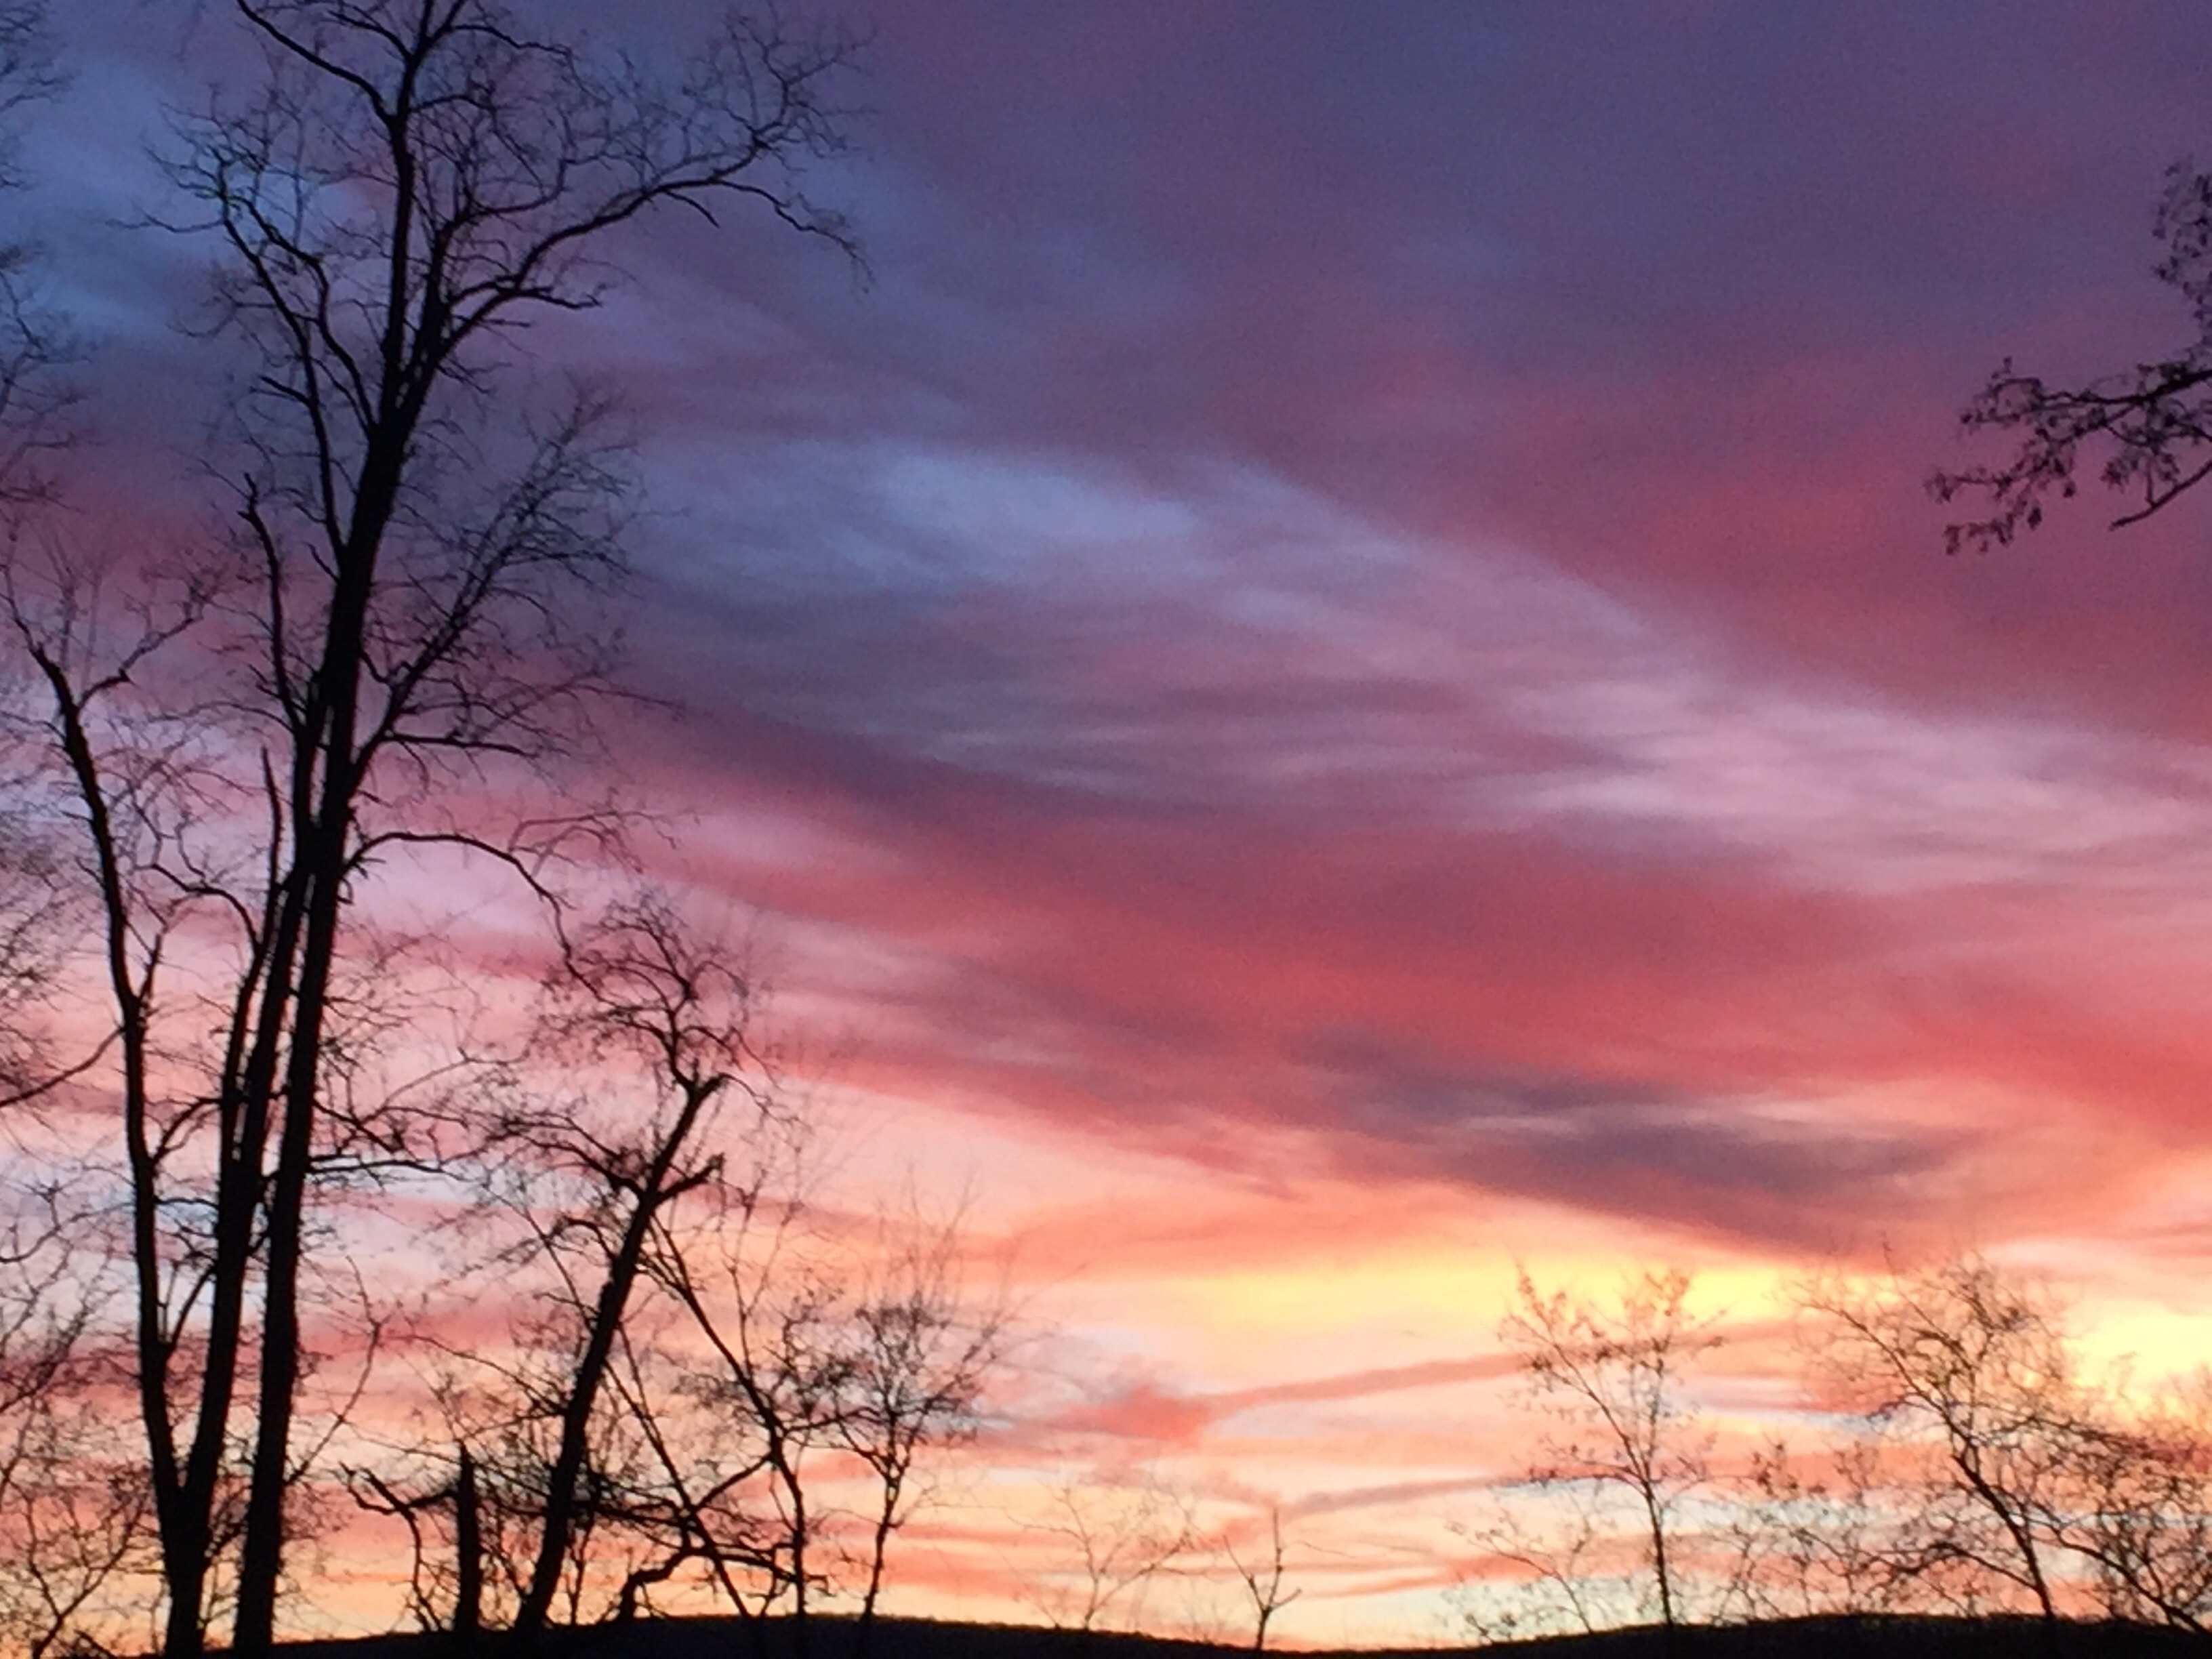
xmin=3 ymin=3 xmax=2212 ymax=1658
xmin=1452 ymin=1259 xmax=2212 ymax=1647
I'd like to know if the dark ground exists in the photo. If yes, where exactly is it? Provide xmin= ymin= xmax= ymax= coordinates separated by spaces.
xmin=274 ymin=1614 xmax=2212 ymax=1659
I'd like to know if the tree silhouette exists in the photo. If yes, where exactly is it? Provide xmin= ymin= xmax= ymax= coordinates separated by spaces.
xmin=1934 ymin=161 xmax=2212 ymax=550
xmin=837 ymin=1204 xmax=1010 ymax=1644
xmin=1498 ymin=1267 xmax=1720 ymax=1640
xmin=2057 ymin=1376 xmax=2212 ymax=1631
xmin=1224 ymin=1504 xmax=1300 ymax=1652
xmin=1798 ymin=1256 xmax=2083 ymax=1629
xmin=1 ymin=3 xmax=856 ymax=1652
xmin=502 ymin=893 xmax=778 ymax=1635
xmin=1027 ymin=1475 xmax=1197 ymax=1634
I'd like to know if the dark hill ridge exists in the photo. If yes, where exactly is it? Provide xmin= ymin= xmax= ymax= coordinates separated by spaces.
xmin=1456 ymin=1616 xmax=2212 ymax=1657
xmin=272 ymin=1614 xmax=2212 ymax=1659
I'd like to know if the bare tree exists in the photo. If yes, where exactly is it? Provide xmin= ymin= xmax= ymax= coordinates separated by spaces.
xmin=496 ymin=893 xmax=779 ymax=1635
xmin=0 ymin=1193 xmax=152 ymax=1659
xmin=390 ymin=1371 xmax=601 ymax=1635
xmin=1 ymin=3 xmax=855 ymax=1653
xmin=1450 ymin=1483 xmax=1626 ymax=1641
xmin=1224 ymin=1504 xmax=1300 ymax=1652
xmin=596 ymin=1300 xmax=778 ymax=1629
xmin=1025 ymin=1474 xmax=1197 ymax=1635
xmin=1933 ymin=160 xmax=2212 ymax=550
xmin=342 ymin=1432 xmax=486 ymax=1639
xmin=1714 ymin=1436 xmax=1911 ymax=1622
xmin=371 ymin=1078 xmax=1014 ymax=1644
xmin=0 ymin=19 xmax=157 ymax=1654
xmin=489 ymin=1153 xmax=1013 ymax=1645
xmin=2047 ymin=1374 xmax=2212 ymax=1631
xmin=837 ymin=1204 xmax=1009 ymax=1644
xmin=342 ymin=900 xmax=787 ymax=1639
xmin=648 ymin=1164 xmax=855 ymax=1648
xmin=544 ymin=1158 xmax=842 ymax=1637
xmin=1797 ymin=1255 xmax=2083 ymax=1629
xmin=1498 ymin=1267 xmax=1719 ymax=1637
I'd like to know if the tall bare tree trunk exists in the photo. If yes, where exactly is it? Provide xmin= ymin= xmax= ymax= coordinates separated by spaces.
xmin=236 ymin=511 xmax=384 ymax=1654
xmin=453 ymin=1446 xmax=483 ymax=1639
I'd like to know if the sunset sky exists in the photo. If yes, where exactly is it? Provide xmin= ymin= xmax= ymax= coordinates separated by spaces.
xmin=24 ymin=0 xmax=2212 ymax=1643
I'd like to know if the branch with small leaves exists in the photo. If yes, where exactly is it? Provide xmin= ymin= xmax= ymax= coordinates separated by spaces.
xmin=1935 ymin=160 xmax=2212 ymax=552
